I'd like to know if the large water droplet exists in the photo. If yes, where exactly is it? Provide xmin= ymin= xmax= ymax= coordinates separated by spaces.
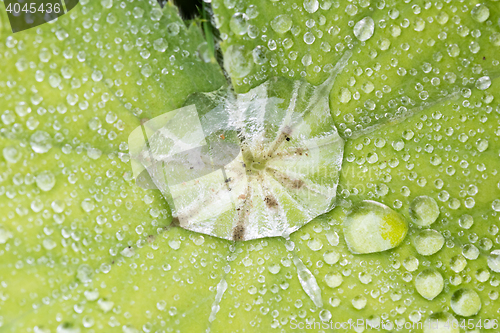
xmin=353 ymin=17 xmax=374 ymax=41
xmin=343 ymin=200 xmax=408 ymax=254
xmin=323 ymin=250 xmax=340 ymax=264
xmin=471 ymin=3 xmax=490 ymax=23
xmin=450 ymin=254 xmax=467 ymax=273
xmin=413 ymin=229 xmax=444 ymax=256
xmin=409 ymin=196 xmax=440 ymax=227
xmin=450 ymin=288 xmax=481 ymax=317
xmin=415 ymin=269 xmax=444 ymax=300
xmin=423 ymin=312 xmax=459 ymax=333
xmin=224 ymin=44 xmax=253 ymax=78
xmin=475 ymin=76 xmax=491 ymax=90
xmin=229 ymin=13 xmax=249 ymax=35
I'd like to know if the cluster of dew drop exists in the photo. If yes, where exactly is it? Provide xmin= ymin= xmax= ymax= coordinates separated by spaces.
xmin=0 ymin=0 xmax=227 ymax=330
xmin=205 ymin=0 xmax=500 ymax=328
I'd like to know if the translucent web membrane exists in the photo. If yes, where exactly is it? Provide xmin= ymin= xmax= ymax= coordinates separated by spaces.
xmin=128 ymin=53 xmax=349 ymax=241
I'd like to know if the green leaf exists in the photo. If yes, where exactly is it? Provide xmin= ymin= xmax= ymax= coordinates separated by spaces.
xmin=1 ymin=0 xmax=500 ymax=331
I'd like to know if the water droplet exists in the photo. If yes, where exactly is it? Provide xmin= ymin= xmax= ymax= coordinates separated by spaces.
xmin=403 ymin=256 xmax=419 ymax=271
xmin=492 ymin=199 xmax=500 ymax=212
xmin=77 ymin=264 xmax=93 ymax=283
xmin=43 ymin=238 xmax=57 ymax=250
xmin=353 ymin=17 xmax=374 ymax=41
xmin=409 ymin=196 xmax=440 ymax=227
xmin=98 ymin=298 xmax=114 ymax=313
xmin=423 ymin=312 xmax=459 ymax=333
xmin=224 ymin=44 xmax=253 ymax=78
xmin=307 ymin=238 xmax=323 ymax=251
xmin=303 ymin=32 xmax=315 ymax=44
xmin=84 ymin=290 xmax=99 ymax=301
xmin=487 ymin=250 xmax=500 ymax=272
xmin=462 ymin=244 xmax=479 ymax=260
xmin=268 ymin=263 xmax=281 ymax=274
xmin=458 ymin=214 xmax=474 ymax=229
xmin=319 ymin=309 xmax=331 ymax=321
xmin=2 ymin=146 xmax=22 ymax=163
xmin=476 ymin=138 xmax=489 ymax=152
xmin=323 ymin=250 xmax=340 ymax=264
xmin=392 ymin=139 xmax=405 ymax=151
xmin=153 ymin=38 xmax=168 ymax=52
xmin=294 ymin=256 xmax=323 ymax=307
xmin=303 ymin=0 xmax=319 ymax=13
xmin=343 ymin=200 xmax=408 ymax=254
xmin=471 ymin=3 xmax=489 ymax=23
xmin=36 ymin=171 xmax=56 ymax=192
xmin=101 ymin=0 xmax=112 ymax=9
xmin=450 ymin=288 xmax=481 ymax=317
xmin=30 ymin=131 xmax=52 ymax=153
xmin=270 ymin=14 xmax=292 ymax=34
xmin=352 ymin=295 xmax=367 ymax=309
xmin=169 ymin=239 xmax=181 ymax=250
xmin=166 ymin=22 xmax=180 ymax=36
xmin=450 ymin=254 xmax=467 ymax=273
xmin=413 ymin=229 xmax=444 ymax=256
xmin=358 ymin=272 xmax=372 ymax=284
xmin=475 ymin=76 xmax=491 ymax=90
xmin=339 ymin=87 xmax=351 ymax=103
xmin=0 ymin=226 xmax=13 ymax=244
xmin=121 ymin=246 xmax=134 ymax=257
xmin=325 ymin=272 xmax=343 ymax=288
xmin=229 ymin=13 xmax=249 ymax=35
xmin=415 ymin=269 xmax=444 ymax=300
xmin=475 ymin=268 xmax=490 ymax=282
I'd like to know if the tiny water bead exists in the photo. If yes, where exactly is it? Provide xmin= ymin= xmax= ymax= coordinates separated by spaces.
xmin=343 ymin=200 xmax=408 ymax=254
xmin=450 ymin=288 xmax=481 ymax=317
xmin=409 ymin=196 xmax=440 ymax=227
xmin=413 ymin=229 xmax=444 ymax=256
